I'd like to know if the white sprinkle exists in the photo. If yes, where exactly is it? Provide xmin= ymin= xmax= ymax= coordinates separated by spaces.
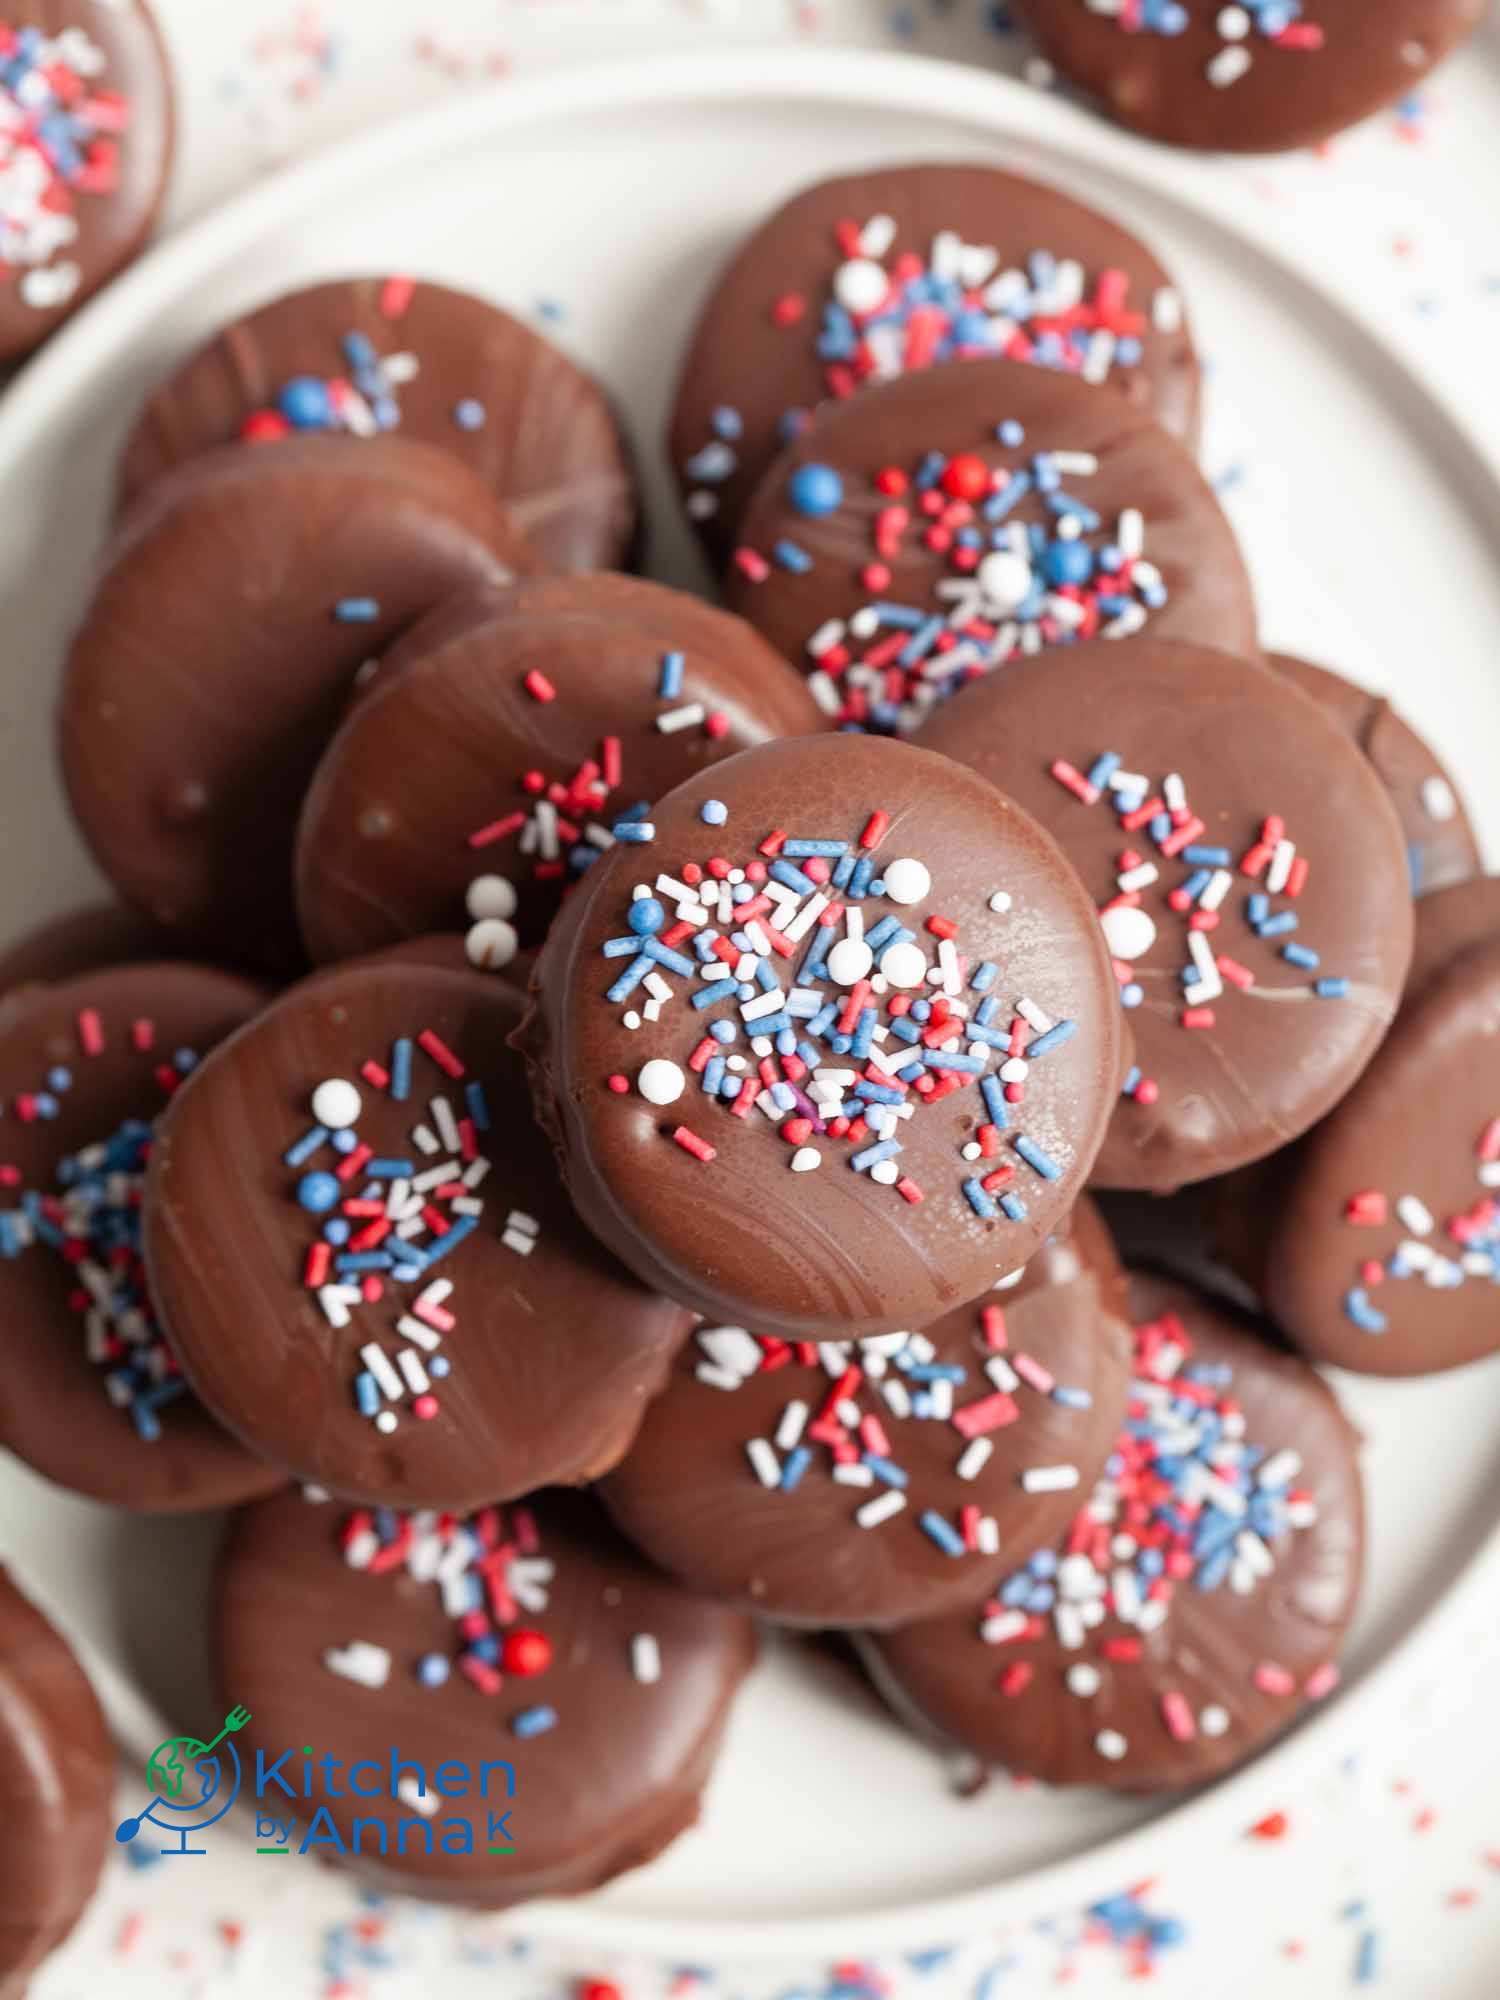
xmin=631 ymin=1633 xmax=662 ymax=1685
xmin=1116 ymin=861 xmax=1159 ymax=893
xmin=360 ymin=1344 xmax=405 ymax=1401
xmin=855 ymin=1490 xmax=907 ymax=1530
xmin=638 ymin=1058 xmax=686 ymax=1106
xmin=775 ymin=1400 xmax=809 ymax=1451
xmin=1421 ymin=775 xmax=1457 ymax=822
xmin=1066 ymin=1663 xmax=1102 ymax=1697
xmin=988 ymin=890 xmax=1013 ymax=915
xmin=1200 ymin=1705 xmax=1230 ymax=1738
xmin=412 ymin=1123 xmax=440 ymax=1156
xmin=1257 ymin=1448 xmax=1301 ymax=1490
xmin=398 ymin=1775 xmax=438 ymax=1817
xmin=656 ymin=702 xmax=706 ymax=734
xmin=1016 ymin=997 xmax=1054 ymax=1034
xmin=1397 ymin=1194 xmax=1435 ymax=1237
xmin=882 ymin=857 xmax=932 ymax=906
xmin=1207 ymin=43 xmax=1252 ymax=84
xmin=466 ymin=874 xmax=517 ymax=921
xmin=317 ymin=1284 xmax=359 ymax=1330
xmin=502 ymin=1228 xmax=538 ymax=1256
xmin=311 ymin=1078 xmax=362 ymax=1129
xmin=789 ymin=1146 xmax=822 ymax=1174
xmin=956 ymin=1437 xmax=994 ymax=1481
xmin=396 ymin=1349 xmax=430 ymax=1395
xmin=698 ymin=1325 xmax=761 ymax=1377
xmin=1151 ymin=289 xmax=1182 ymax=336
xmin=1094 ymin=1729 xmax=1129 ymax=1761
xmin=1100 ymin=905 xmax=1156 ymax=961
xmin=1266 ymin=839 xmax=1297 ymax=896
xmin=746 ymin=1438 xmax=780 ymax=1488
xmin=412 ymin=1160 xmax=460 ymax=1192
xmin=324 ymin=1641 xmax=392 ymax=1690
xmin=981 ymin=1610 xmax=1029 ymax=1645
xmin=396 ymin=1315 xmax=442 ymax=1352
xmin=1022 ymin=1463 xmax=1079 ymax=1495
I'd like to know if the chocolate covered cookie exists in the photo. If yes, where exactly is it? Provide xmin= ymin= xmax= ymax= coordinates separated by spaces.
xmin=670 ymin=162 xmax=1199 ymax=561
xmin=1267 ymin=651 xmax=1480 ymax=900
xmin=0 ymin=2 xmax=173 ymax=364
xmin=215 ymin=1490 xmax=756 ymax=1907
xmin=1012 ymin=0 xmax=1482 ymax=153
xmin=601 ymin=1199 xmax=1133 ymax=1629
xmin=116 ymin=276 xmax=637 ymax=571
xmin=520 ymin=732 xmax=1126 ymax=1340
xmin=0 ymin=1570 xmax=113 ymax=1995
xmin=1216 ymin=879 xmax=1500 ymax=1377
xmin=725 ymin=357 xmax=1255 ymax=733
xmin=296 ymin=574 xmax=821 ymax=968
xmin=0 ymin=957 xmax=284 ymax=1510
xmin=60 ymin=435 xmax=539 ymax=972
xmin=145 ymin=950 xmax=692 ymax=1508
xmin=917 ymin=638 xmax=1414 ymax=1190
xmin=861 ymin=1275 xmax=1363 ymax=1789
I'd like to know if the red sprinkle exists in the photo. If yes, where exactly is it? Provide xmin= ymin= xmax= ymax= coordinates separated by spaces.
xmin=672 ymin=1125 xmax=716 ymax=1163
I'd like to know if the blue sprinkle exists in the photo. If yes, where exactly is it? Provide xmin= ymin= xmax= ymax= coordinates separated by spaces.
xmin=510 ymin=1706 xmax=558 ymax=1740
xmin=297 ymin=1171 xmax=341 ymax=1214
xmin=963 ymin=1178 xmax=998 ymax=1220
xmin=919 ymin=1511 xmax=966 ymax=1557
xmin=788 ymin=462 xmax=844 ymax=517
xmin=700 ymin=799 xmax=728 ymax=827
xmin=612 ymin=819 xmax=655 ymax=844
xmin=779 ymin=1445 xmax=812 ymax=1492
xmin=1000 ymin=1192 xmax=1028 ymax=1222
xmin=391 ymin=1039 xmax=412 ymax=1102
xmin=334 ymin=597 xmax=380 ymax=623
xmin=284 ymin=1125 xmax=331 ymax=1169
xmin=628 ymin=897 xmax=665 ymax=936
xmin=1024 ymin=1018 xmax=1077 ymax=1059
xmin=1282 ymin=941 xmax=1320 ymax=970
xmin=464 ymin=1082 xmax=490 ymax=1133
xmin=1316 ymin=977 xmax=1350 ymax=999
xmin=773 ymin=538 xmax=813 ymax=573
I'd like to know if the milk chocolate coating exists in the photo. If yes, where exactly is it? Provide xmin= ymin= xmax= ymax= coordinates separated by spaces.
xmin=1266 ymin=652 xmax=1480 ymax=900
xmin=601 ymin=1199 xmax=1134 ymax=1629
xmin=1214 ymin=880 xmax=1500 ymax=1377
xmin=861 ymin=1275 xmax=1364 ymax=1790
xmin=917 ymin=638 xmax=1414 ymax=1191
xmin=0 ymin=959 xmax=284 ymax=1510
xmin=669 ymin=162 xmax=1201 ymax=563
xmin=0 ymin=1570 xmax=114 ymax=1994
xmin=0 ymin=1 xmax=173 ymax=365
xmin=726 ymin=358 xmax=1255 ymax=727
xmin=1013 ymin=0 xmax=1483 ymax=153
xmin=520 ymin=733 xmax=1127 ymax=1339
xmin=0 ymin=902 xmax=170 ymax=995
xmin=296 ymin=574 xmax=822 ymax=966
xmin=60 ymin=436 xmax=540 ymax=973
xmin=145 ymin=951 xmax=692 ymax=1509
xmin=116 ymin=277 xmax=637 ymax=571
xmin=214 ymin=1489 xmax=756 ymax=1908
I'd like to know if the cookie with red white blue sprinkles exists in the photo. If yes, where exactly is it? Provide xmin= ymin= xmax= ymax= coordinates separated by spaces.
xmin=61 ymin=435 xmax=540 ymax=974
xmin=1216 ymin=881 xmax=1500 ymax=1378
xmin=296 ymin=573 xmax=821 ymax=969
xmin=0 ymin=957 xmax=284 ymax=1511
xmin=214 ymin=1488 xmax=756 ymax=1907
xmin=725 ymin=356 xmax=1254 ymax=734
xmin=116 ymin=275 xmax=637 ymax=572
xmin=600 ymin=1198 xmax=1134 ymax=1630
xmin=1012 ymin=0 xmax=1482 ymax=154
xmin=0 ymin=2 xmax=173 ymax=364
xmin=917 ymin=637 xmax=1414 ymax=1190
xmin=860 ymin=1274 xmax=1363 ymax=1789
xmin=519 ymin=731 xmax=1127 ymax=1340
xmin=143 ymin=950 xmax=692 ymax=1509
xmin=1266 ymin=651 xmax=1480 ymax=901
xmin=669 ymin=162 xmax=1200 ymax=564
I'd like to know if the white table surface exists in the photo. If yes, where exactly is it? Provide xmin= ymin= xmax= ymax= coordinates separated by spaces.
xmin=23 ymin=3 xmax=1500 ymax=1995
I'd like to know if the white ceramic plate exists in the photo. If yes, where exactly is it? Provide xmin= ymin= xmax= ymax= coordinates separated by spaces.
xmin=3 ymin=46 xmax=1499 ymax=1968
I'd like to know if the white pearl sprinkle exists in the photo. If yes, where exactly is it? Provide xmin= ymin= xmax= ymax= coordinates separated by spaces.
xmin=1100 ymin=905 xmax=1157 ymax=962
xmin=466 ymin=873 xmax=518 ymax=921
xmin=465 ymin=917 xmax=518 ymax=971
xmin=881 ymin=857 xmax=932 ymax=906
xmin=311 ymin=1078 xmax=362 ymax=1130
xmin=638 ymin=1059 xmax=686 ymax=1107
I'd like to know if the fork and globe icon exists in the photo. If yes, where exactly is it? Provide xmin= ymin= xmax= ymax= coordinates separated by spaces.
xmin=116 ymin=1703 xmax=252 ymax=1856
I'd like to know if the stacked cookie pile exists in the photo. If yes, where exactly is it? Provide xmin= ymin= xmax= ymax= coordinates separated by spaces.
xmin=2 ymin=154 xmax=1494 ymax=1962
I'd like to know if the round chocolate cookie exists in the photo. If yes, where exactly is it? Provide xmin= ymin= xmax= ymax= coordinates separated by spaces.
xmin=0 ymin=1570 xmax=113 ymax=1994
xmin=1216 ymin=879 xmax=1500 ymax=1377
xmin=116 ymin=276 xmax=636 ymax=571
xmin=1012 ymin=0 xmax=1482 ymax=154
xmin=519 ymin=732 xmax=1127 ymax=1340
xmin=917 ymin=638 xmax=1414 ymax=1191
xmin=0 ymin=958 xmax=284 ymax=1511
xmin=600 ymin=1199 xmax=1134 ymax=1630
xmin=724 ymin=356 xmax=1255 ymax=734
xmin=145 ymin=950 xmax=692 ymax=1509
xmin=861 ymin=1274 xmax=1363 ymax=1790
xmin=60 ymin=435 xmax=540 ymax=973
xmin=0 ymin=2 xmax=173 ymax=365
xmin=296 ymin=574 xmax=822 ymax=968
xmin=214 ymin=1489 xmax=756 ymax=1908
xmin=1266 ymin=651 xmax=1480 ymax=900
xmin=669 ymin=161 xmax=1200 ymax=563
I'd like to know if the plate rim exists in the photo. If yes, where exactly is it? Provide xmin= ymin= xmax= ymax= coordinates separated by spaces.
xmin=5 ymin=42 xmax=1499 ymax=1963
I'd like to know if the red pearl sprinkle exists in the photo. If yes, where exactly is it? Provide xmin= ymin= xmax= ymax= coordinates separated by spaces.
xmin=412 ymin=1395 xmax=439 ymax=1420
xmin=502 ymin=1628 xmax=553 ymax=1677
xmin=606 ymin=1074 xmax=629 ymax=1094
xmin=941 ymin=452 xmax=990 ymax=502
